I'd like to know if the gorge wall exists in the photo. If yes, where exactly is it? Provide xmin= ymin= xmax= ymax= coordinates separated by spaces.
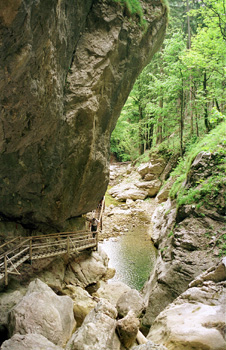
xmin=0 ymin=0 xmax=168 ymax=233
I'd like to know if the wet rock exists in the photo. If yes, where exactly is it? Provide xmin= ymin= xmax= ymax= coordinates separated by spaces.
xmin=8 ymin=279 xmax=75 ymax=347
xmin=1 ymin=333 xmax=63 ymax=350
xmin=116 ymin=311 xmax=140 ymax=348
xmin=66 ymin=299 xmax=120 ymax=350
xmin=94 ymin=281 xmax=131 ymax=306
xmin=64 ymin=249 xmax=108 ymax=288
xmin=117 ymin=289 xmax=145 ymax=318
xmin=147 ymin=260 xmax=226 ymax=350
xmin=102 ymin=267 xmax=116 ymax=281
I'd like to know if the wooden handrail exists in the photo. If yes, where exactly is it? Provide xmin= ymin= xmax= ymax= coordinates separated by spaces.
xmin=0 ymin=229 xmax=98 ymax=286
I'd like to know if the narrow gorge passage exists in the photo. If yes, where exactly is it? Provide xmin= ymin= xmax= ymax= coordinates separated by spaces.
xmin=99 ymin=163 xmax=158 ymax=290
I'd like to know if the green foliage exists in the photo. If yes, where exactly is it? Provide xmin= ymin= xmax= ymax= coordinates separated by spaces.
xmin=177 ymin=175 xmax=224 ymax=207
xmin=168 ymin=231 xmax=174 ymax=238
xmin=170 ymin=121 xmax=226 ymax=207
xmin=113 ymin=0 xmax=146 ymax=26
xmin=111 ymin=0 xmax=226 ymax=161
xmin=218 ymin=234 xmax=226 ymax=257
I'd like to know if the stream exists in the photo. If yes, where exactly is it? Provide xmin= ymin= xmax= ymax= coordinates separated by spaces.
xmin=100 ymin=224 xmax=156 ymax=291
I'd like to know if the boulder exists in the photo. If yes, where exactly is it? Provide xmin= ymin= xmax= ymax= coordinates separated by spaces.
xmin=109 ymin=183 xmax=134 ymax=197
xmin=0 ymin=287 xmax=26 ymax=331
xmin=136 ymin=180 xmax=162 ymax=197
xmin=1 ymin=333 xmax=63 ymax=350
xmin=155 ymin=177 xmax=174 ymax=203
xmin=148 ymin=163 xmax=165 ymax=176
xmin=126 ymin=198 xmax=136 ymax=206
xmin=150 ymin=199 xmax=177 ymax=246
xmin=66 ymin=299 xmax=120 ymax=350
xmin=144 ymin=174 xmax=156 ymax=181
xmin=64 ymin=249 xmax=109 ymax=288
xmin=8 ymin=279 xmax=75 ymax=347
xmin=138 ymin=160 xmax=166 ymax=179
xmin=147 ymin=262 xmax=226 ymax=350
xmin=38 ymin=256 xmax=66 ymax=292
xmin=132 ymin=341 xmax=168 ymax=350
xmin=94 ymin=281 xmax=131 ymax=306
xmin=109 ymin=183 xmax=148 ymax=201
xmin=117 ymin=188 xmax=148 ymax=201
xmin=63 ymin=285 xmax=97 ymax=326
xmin=102 ymin=267 xmax=116 ymax=281
xmin=116 ymin=289 xmax=145 ymax=318
xmin=189 ymin=258 xmax=226 ymax=287
xmin=116 ymin=311 xmax=140 ymax=348
xmin=160 ymin=154 xmax=179 ymax=181
xmin=137 ymin=163 xmax=151 ymax=178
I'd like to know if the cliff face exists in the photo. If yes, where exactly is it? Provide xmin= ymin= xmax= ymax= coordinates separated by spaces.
xmin=142 ymin=149 xmax=225 ymax=327
xmin=0 ymin=0 xmax=167 ymax=232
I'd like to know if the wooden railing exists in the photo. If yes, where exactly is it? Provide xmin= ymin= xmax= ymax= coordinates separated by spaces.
xmin=0 ymin=197 xmax=105 ymax=286
xmin=0 ymin=230 xmax=97 ymax=286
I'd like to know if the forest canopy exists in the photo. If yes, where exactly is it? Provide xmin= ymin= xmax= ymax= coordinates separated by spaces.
xmin=111 ymin=0 xmax=226 ymax=161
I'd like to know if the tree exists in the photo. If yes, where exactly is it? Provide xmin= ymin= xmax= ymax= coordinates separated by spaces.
xmin=110 ymin=0 xmax=226 ymax=161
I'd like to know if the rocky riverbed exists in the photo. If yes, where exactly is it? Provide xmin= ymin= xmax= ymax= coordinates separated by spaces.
xmin=0 ymin=156 xmax=225 ymax=350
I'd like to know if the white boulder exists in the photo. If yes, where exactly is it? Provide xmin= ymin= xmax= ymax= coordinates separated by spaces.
xmin=8 ymin=279 xmax=75 ymax=347
xmin=66 ymin=299 xmax=120 ymax=350
xmin=1 ymin=333 xmax=63 ymax=350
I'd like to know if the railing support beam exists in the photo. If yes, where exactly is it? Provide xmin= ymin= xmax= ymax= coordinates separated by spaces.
xmin=29 ymin=239 xmax=32 ymax=261
xmin=67 ymin=236 xmax=70 ymax=256
xmin=4 ymin=255 xmax=8 ymax=286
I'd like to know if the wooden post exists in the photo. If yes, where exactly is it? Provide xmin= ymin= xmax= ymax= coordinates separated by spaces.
xmin=67 ymin=236 xmax=70 ymax=256
xmin=96 ymin=232 xmax=98 ymax=251
xmin=4 ymin=254 xmax=8 ymax=286
xmin=29 ymin=238 xmax=32 ymax=261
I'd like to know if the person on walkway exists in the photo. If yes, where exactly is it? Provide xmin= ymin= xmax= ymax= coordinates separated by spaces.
xmin=90 ymin=218 xmax=99 ymax=237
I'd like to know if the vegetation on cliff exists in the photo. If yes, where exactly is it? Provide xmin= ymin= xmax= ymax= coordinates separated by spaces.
xmin=170 ymin=121 xmax=226 ymax=205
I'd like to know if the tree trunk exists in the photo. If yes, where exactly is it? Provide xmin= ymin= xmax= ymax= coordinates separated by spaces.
xmin=179 ymin=89 xmax=184 ymax=157
xmin=156 ymin=98 xmax=163 ymax=144
xmin=138 ymin=104 xmax=144 ymax=155
xmin=186 ymin=0 xmax=194 ymax=136
xmin=203 ymin=71 xmax=210 ymax=131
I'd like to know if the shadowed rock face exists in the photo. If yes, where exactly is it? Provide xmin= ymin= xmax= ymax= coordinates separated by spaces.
xmin=0 ymin=0 xmax=167 ymax=231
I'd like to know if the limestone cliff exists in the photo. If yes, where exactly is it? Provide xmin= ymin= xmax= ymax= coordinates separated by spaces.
xmin=0 ymin=0 xmax=167 ymax=233
xmin=142 ymin=148 xmax=225 ymax=327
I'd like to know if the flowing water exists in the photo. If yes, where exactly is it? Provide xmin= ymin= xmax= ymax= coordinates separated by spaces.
xmin=99 ymin=224 xmax=156 ymax=291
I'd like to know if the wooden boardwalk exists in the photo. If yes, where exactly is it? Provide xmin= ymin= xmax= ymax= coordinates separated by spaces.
xmin=0 ymin=197 xmax=105 ymax=286
xmin=0 ymin=230 xmax=98 ymax=286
